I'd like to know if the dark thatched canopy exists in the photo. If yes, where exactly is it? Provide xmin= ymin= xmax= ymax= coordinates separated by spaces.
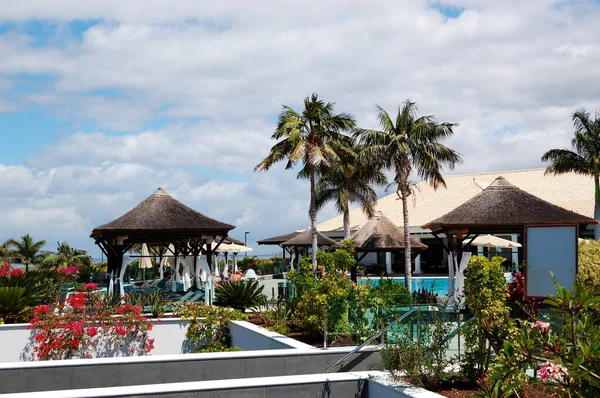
xmin=224 ymin=236 xmax=245 ymax=245
xmin=423 ymin=176 xmax=598 ymax=231
xmin=281 ymin=228 xmax=337 ymax=247
xmin=91 ymin=188 xmax=235 ymax=240
xmin=333 ymin=212 xmax=428 ymax=251
xmin=257 ymin=231 xmax=301 ymax=245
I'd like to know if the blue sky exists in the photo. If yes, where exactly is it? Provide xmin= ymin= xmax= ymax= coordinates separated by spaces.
xmin=1 ymin=0 xmax=599 ymax=258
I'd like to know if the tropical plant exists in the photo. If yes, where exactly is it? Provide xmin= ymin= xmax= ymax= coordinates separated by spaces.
xmin=41 ymin=242 xmax=92 ymax=269
xmin=214 ymin=280 xmax=266 ymax=311
xmin=0 ymin=239 xmax=17 ymax=262
xmin=6 ymin=234 xmax=47 ymax=272
xmin=356 ymin=100 xmax=462 ymax=292
xmin=491 ymin=279 xmax=600 ymax=397
xmin=255 ymin=93 xmax=356 ymax=272
xmin=316 ymin=146 xmax=387 ymax=238
xmin=542 ymin=108 xmax=600 ymax=239
xmin=0 ymin=263 xmax=58 ymax=323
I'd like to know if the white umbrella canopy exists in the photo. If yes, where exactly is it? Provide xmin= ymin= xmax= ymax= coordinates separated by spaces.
xmin=215 ymin=243 xmax=253 ymax=253
xmin=140 ymin=243 xmax=153 ymax=283
xmin=464 ymin=234 xmax=522 ymax=248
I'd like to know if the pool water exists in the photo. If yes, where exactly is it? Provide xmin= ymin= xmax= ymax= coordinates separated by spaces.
xmin=357 ymin=277 xmax=453 ymax=296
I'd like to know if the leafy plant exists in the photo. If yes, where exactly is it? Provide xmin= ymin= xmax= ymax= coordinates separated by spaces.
xmin=463 ymin=256 xmax=515 ymax=380
xmin=214 ymin=280 xmax=266 ymax=311
xmin=577 ymin=239 xmax=600 ymax=294
xmin=382 ymin=305 xmax=455 ymax=388
xmin=176 ymin=302 xmax=246 ymax=352
xmin=491 ymin=278 xmax=600 ymax=397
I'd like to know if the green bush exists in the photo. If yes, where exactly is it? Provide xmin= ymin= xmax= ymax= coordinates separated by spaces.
xmin=577 ymin=239 xmax=600 ymax=294
xmin=176 ymin=302 xmax=246 ymax=352
xmin=214 ymin=280 xmax=266 ymax=311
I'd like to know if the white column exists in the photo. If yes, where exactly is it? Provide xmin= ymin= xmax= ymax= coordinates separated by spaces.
xmin=510 ymin=234 xmax=519 ymax=265
xmin=385 ymin=252 xmax=393 ymax=275
xmin=414 ymin=238 xmax=422 ymax=274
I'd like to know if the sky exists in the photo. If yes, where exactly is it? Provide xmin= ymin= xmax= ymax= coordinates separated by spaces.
xmin=1 ymin=0 xmax=599 ymax=259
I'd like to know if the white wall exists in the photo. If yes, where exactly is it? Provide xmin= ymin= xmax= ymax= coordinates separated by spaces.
xmin=229 ymin=321 xmax=314 ymax=350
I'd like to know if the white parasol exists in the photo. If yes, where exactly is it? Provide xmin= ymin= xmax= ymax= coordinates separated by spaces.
xmin=464 ymin=234 xmax=522 ymax=248
xmin=140 ymin=244 xmax=153 ymax=283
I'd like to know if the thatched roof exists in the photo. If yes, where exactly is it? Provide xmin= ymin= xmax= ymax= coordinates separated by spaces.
xmin=281 ymin=228 xmax=337 ymax=247
xmin=91 ymin=188 xmax=235 ymax=239
xmin=225 ymin=236 xmax=245 ymax=245
xmin=423 ymin=176 xmax=598 ymax=230
xmin=334 ymin=212 xmax=428 ymax=251
xmin=257 ymin=231 xmax=301 ymax=245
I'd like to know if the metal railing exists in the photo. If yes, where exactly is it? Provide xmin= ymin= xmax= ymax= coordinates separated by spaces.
xmin=322 ymin=307 xmax=419 ymax=373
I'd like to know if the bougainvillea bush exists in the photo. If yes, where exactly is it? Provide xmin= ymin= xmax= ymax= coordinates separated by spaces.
xmin=28 ymin=283 xmax=154 ymax=360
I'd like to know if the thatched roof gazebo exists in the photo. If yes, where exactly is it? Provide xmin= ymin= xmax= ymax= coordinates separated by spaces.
xmin=257 ymin=231 xmax=301 ymax=246
xmin=422 ymin=176 xmax=598 ymax=297
xmin=335 ymin=212 xmax=428 ymax=252
xmin=91 ymin=188 xmax=235 ymax=284
xmin=281 ymin=228 xmax=337 ymax=248
xmin=333 ymin=212 xmax=427 ymax=282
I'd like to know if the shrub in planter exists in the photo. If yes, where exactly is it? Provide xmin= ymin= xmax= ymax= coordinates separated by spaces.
xmin=214 ymin=280 xmax=266 ymax=311
xmin=175 ymin=302 xmax=245 ymax=352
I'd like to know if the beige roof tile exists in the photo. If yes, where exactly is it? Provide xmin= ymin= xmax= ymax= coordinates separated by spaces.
xmin=316 ymin=168 xmax=594 ymax=232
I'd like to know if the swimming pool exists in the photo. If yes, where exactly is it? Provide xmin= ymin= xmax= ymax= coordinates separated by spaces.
xmin=357 ymin=277 xmax=453 ymax=296
xmin=358 ymin=273 xmax=514 ymax=296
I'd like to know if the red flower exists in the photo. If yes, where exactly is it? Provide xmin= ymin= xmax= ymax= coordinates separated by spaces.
xmin=82 ymin=283 xmax=98 ymax=291
xmin=33 ymin=305 xmax=50 ymax=315
xmin=87 ymin=327 xmax=98 ymax=337
xmin=68 ymin=339 xmax=80 ymax=348
xmin=0 ymin=263 xmax=10 ymax=277
xmin=10 ymin=268 xmax=24 ymax=278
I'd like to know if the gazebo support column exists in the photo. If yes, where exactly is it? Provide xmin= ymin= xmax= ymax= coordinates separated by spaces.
xmin=385 ymin=252 xmax=392 ymax=275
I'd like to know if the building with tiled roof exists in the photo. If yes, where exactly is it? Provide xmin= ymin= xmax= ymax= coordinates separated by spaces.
xmin=316 ymin=168 xmax=594 ymax=274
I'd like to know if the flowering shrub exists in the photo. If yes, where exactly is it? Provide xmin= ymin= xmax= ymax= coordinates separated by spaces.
xmin=10 ymin=268 xmax=24 ymax=278
xmin=29 ymin=284 xmax=154 ymax=360
xmin=490 ymin=280 xmax=600 ymax=397
xmin=0 ymin=263 xmax=10 ymax=278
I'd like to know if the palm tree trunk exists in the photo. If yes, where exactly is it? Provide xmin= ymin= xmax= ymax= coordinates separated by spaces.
xmin=401 ymin=188 xmax=412 ymax=293
xmin=343 ymin=209 xmax=350 ymax=239
xmin=310 ymin=169 xmax=318 ymax=274
xmin=595 ymin=175 xmax=600 ymax=240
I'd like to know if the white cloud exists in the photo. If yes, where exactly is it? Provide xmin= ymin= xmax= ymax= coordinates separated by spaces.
xmin=2 ymin=0 xmax=600 ymax=257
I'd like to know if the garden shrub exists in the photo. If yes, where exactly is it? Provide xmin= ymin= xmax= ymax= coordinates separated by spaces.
xmin=29 ymin=283 xmax=154 ymax=360
xmin=577 ymin=239 xmax=600 ymax=294
xmin=382 ymin=305 xmax=454 ymax=389
xmin=491 ymin=278 xmax=600 ymax=397
xmin=176 ymin=302 xmax=246 ymax=352
xmin=463 ymin=255 xmax=515 ymax=380
xmin=287 ymin=243 xmax=354 ymax=340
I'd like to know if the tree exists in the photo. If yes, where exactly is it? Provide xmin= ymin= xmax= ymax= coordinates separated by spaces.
xmin=316 ymin=146 xmax=387 ymax=239
xmin=7 ymin=234 xmax=47 ymax=272
xmin=41 ymin=242 xmax=92 ymax=269
xmin=0 ymin=239 xmax=17 ymax=262
xmin=356 ymin=100 xmax=462 ymax=292
xmin=255 ymin=93 xmax=356 ymax=272
xmin=542 ymin=108 xmax=600 ymax=240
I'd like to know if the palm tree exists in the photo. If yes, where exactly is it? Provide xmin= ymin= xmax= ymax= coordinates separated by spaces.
xmin=356 ymin=100 xmax=462 ymax=292
xmin=7 ymin=235 xmax=47 ymax=272
xmin=255 ymin=93 xmax=356 ymax=271
xmin=542 ymin=108 xmax=600 ymax=239
xmin=316 ymin=146 xmax=387 ymax=239
xmin=1 ymin=239 xmax=17 ymax=262
xmin=41 ymin=242 xmax=92 ymax=269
